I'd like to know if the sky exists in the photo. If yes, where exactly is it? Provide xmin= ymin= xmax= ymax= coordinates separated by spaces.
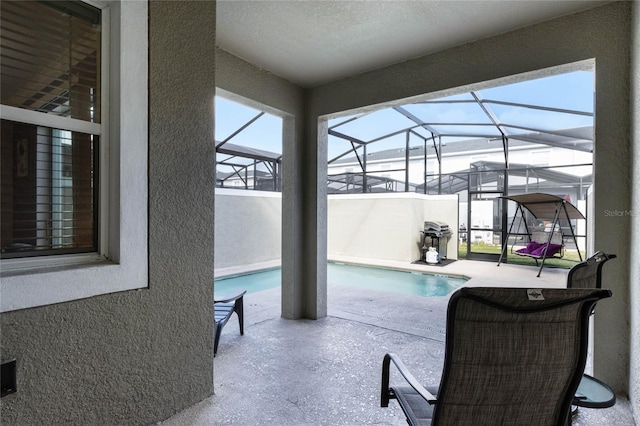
xmin=215 ymin=70 xmax=594 ymax=160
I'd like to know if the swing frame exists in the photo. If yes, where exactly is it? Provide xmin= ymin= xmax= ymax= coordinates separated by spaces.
xmin=497 ymin=193 xmax=585 ymax=277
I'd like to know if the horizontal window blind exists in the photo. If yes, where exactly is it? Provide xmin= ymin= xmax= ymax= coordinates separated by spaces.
xmin=1 ymin=1 xmax=100 ymax=259
xmin=1 ymin=1 xmax=101 ymax=122
xmin=1 ymin=119 xmax=98 ymax=258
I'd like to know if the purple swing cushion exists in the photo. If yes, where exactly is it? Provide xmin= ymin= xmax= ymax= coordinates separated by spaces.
xmin=530 ymin=243 xmax=563 ymax=257
xmin=516 ymin=241 xmax=562 ymax=257
xmin=516 ymin=241 xmax=543 ymax=255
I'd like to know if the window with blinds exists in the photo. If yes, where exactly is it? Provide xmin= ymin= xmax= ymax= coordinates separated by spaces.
xmin=1 ymin=1 xmax=101 ymax=258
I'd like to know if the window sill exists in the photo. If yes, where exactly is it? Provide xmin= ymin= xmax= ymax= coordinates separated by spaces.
xmin=1 ymin=253 xmax=108 ymax=277
xmin=1 ymin=257 xmax=148 ymax=312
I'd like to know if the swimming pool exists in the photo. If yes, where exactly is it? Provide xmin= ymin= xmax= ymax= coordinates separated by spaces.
xmin=214 ymin=262 xmax=467 ymax=297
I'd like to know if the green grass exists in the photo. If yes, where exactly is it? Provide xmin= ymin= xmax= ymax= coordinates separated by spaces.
xmin=458 ymin=242 xmax=584 ymax=269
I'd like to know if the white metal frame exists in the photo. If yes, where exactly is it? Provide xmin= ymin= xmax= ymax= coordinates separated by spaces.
xmin=1 ymin=0 xmax=149 ymax=312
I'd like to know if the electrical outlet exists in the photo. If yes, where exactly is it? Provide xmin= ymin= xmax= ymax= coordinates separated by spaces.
xmin=1 ymin=359 xmax=17 ymax=397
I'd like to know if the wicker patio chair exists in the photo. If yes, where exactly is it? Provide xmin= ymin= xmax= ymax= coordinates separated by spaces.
xmin=381 ymin=287 xmax=612 ymax=426
xmin=214 ymin=290 xmax=246 ymax=356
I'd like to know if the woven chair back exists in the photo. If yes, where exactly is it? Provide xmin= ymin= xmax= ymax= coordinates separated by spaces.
xmin=432 ymin=287 xmax=611 ymax=426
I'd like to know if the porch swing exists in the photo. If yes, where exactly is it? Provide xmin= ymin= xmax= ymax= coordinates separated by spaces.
xmin=497 ymin=193 xmax=585 ymax=277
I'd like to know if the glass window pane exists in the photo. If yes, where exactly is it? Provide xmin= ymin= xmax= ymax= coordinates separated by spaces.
xmin=0 ymin=1 xmax=101 ymax=122
xmin=1 ymin=119 xmax=97 ymax=258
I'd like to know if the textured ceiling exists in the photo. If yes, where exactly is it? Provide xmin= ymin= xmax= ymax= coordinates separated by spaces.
xmin=217 ymin=0 xmax=611 ymax=88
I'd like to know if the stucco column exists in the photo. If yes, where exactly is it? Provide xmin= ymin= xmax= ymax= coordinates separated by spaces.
xmin=305 ymin=118 xmax=328 ymax=319
xmin=281 ymin=114 xmax=304 ymax=319
xmin=590 ymin=12 xmax=632 ymax=392
xmin=281 ymin=102 xmax=328 ymax=320
xmin=629 ymin=0 xmax=640 ymax=419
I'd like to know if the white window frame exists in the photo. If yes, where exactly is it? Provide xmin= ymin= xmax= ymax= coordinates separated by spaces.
xmin=1 ymin=0 xmax=148 ymax=312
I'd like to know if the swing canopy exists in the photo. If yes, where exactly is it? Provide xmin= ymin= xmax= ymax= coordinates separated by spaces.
xmin=500 ymin=193 xmax=585 ymax=221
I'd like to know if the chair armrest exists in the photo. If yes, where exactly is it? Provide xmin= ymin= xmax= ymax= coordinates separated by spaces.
xmin=214 ymin=290 xmax=247 ymax=304
xmin=381 ymin=353 xmax=437 ymax=407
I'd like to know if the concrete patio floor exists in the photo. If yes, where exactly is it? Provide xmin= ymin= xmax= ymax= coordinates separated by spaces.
xmin=160 ymin=260 xmax=635 ymax=425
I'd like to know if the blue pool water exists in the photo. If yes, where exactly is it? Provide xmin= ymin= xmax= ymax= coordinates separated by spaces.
xmin=215 ymin=263 xmax=467 ymax=297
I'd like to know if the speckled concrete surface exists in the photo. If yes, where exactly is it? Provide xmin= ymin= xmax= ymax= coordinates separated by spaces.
xmin=160 ymin=267 xmax=635 ymax=426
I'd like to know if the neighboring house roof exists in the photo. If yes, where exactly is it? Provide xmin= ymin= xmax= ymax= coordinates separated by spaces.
xmin=326 ymin=159 xmax=592 ymax=195
xmin=413 ymin=160 xmax=592 ymax=195
xmin=216 ymin=169 xmax=273 ymax=180
xmin=327 ymin=173 xmax=418 ymax=194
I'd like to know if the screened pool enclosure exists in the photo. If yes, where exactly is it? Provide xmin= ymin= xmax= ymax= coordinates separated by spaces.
xmin=215 ymin=68 xmax=594 ymax=262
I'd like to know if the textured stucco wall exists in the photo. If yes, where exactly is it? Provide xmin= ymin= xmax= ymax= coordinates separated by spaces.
xmin=216 ymin=48 xmax=309 ymax=318
xmin=630 ymin=1 xmax=640 ymax=421
xmin=214 ymin=190 xmax=282 ymax=269
xmin=0 ymin=2 xmax=216 ymax=424
xmin=147 ymin=1 xmax=217 ymax=421
xmin=216 ymin=48 xmax=303 ymax=116
xmin=308 ymin=2 xmax=633 ymax=393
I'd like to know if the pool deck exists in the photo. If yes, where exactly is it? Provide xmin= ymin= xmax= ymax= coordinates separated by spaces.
xmin=161 ymin=259 xmax=635 ymax=425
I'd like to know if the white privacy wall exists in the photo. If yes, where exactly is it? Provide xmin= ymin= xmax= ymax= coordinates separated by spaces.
xmin=214 ymin=189 xmax=282 ymax=268
xmin=214 ymin=191 xmax=458 ymax=269
xmin=328 ymin=193 xmax=459 ymax=263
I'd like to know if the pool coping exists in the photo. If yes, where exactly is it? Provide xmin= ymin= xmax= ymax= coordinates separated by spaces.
xmin=215 ymin=255 xmax=569 ymax=290
xmin=216 ymin=260 xmax=469 ymax=299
